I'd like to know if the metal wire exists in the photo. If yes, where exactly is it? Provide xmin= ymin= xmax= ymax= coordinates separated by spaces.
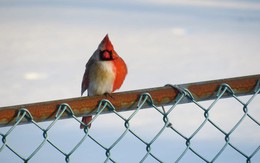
xmin=0 ymin=76 xmax=259 ymax=162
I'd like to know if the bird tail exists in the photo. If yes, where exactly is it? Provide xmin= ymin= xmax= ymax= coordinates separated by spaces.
xmin=80 ymin=116 xmax=92 ymax=129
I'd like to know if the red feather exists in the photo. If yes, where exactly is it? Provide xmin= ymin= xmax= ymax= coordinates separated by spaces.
xmin=112 ymin=56 xmax=127 ymax=91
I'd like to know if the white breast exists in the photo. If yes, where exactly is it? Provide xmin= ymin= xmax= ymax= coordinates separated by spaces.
xmin=88 ymin=61 xmax=116 ymax=96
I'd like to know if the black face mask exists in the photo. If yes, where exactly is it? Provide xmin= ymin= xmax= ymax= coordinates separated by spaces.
xmin=99 ymin=50 xmax=113 ymax=61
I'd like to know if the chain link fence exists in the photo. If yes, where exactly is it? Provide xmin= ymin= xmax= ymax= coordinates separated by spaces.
xmin=0 ymin=75 xmax=259 ymax=163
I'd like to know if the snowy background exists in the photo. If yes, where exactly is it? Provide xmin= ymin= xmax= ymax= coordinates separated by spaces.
xmin=0 ymin=0 xmax=260 ymax=162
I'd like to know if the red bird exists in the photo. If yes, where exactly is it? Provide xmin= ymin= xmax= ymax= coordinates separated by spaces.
xmin=80 ymin=34 xmax=127 ymax=129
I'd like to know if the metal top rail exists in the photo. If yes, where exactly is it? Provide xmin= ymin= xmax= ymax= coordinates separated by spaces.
xmin=0 ymin=74 xmax=259 ymax=127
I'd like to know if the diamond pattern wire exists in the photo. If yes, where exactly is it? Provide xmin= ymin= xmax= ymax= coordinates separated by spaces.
xmin=0 ymin=82 xmax=259 ymax=163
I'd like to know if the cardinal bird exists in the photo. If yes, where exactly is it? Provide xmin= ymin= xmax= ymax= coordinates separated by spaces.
xmin=80 ymin=34 xmax=127 ymax=129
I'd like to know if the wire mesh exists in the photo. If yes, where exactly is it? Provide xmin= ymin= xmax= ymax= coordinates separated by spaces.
xmin=0 ymin=79 xmax=259 ymax=163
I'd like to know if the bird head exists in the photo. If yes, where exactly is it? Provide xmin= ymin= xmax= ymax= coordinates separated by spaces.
xmin=97 ymin=34 xmax=118 ymax=61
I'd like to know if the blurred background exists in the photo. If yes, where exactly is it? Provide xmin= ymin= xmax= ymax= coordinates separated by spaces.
xmin=0 ymin=0 xmax=259 ymax=162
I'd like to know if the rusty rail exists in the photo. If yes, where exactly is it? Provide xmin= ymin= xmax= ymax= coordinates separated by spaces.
xmin=0 ymin=74 xmax=259 ymax=127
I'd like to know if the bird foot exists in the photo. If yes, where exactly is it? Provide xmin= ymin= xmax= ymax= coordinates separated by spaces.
xmin=104 ymin=92 xmax=114 ymax=99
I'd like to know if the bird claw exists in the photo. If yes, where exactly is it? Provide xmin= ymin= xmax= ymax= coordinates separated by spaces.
xmin=104 ymin=92 xmax=115 ymax=99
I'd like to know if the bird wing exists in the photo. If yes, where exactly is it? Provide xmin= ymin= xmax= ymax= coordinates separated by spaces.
xmin=112 ymin=57 xmax=128 ymax=91
xmin=81 ymin=57 xmax=96 ymax=96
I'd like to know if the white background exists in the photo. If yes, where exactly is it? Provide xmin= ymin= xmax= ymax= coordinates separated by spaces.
xmin=0 ymin=0 xmax=260 ymax=162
